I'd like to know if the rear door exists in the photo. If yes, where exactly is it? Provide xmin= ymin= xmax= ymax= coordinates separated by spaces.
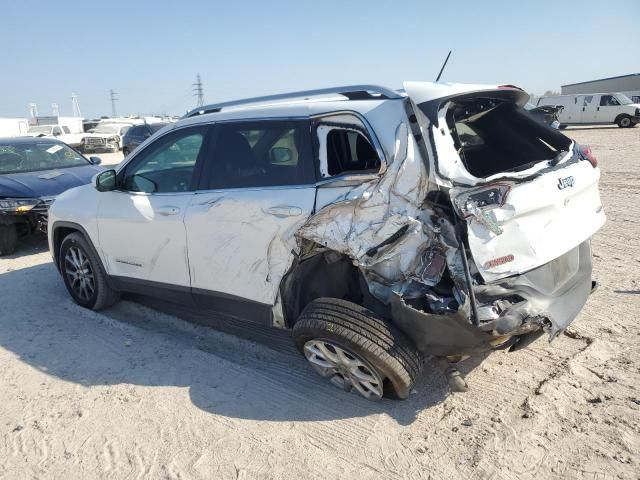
xmin=184 ymin=120 xmax=316 ymax=321
xmin=578 ymin=95 xmax=597 ymax=123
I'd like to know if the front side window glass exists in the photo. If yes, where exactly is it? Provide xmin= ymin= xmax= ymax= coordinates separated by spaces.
xmin=122 ymin=128 xmax=205 ymax=193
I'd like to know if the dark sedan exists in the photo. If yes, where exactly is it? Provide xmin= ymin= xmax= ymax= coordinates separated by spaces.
xmin=0 ymin=137 xmax=102 ymax=255
xmin=122 ymin=123 xmax=169 ymax=156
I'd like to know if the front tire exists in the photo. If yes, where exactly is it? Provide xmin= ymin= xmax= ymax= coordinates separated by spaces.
xmin=292 ymin=298 xmax=423 ymax=400
xmin=617 ymin=115 xmax=632 ymax=128
xmin=0 ymin=224 xmax=18 ymax=256
xmin=59 ymin=232 xmax=120 ymax=310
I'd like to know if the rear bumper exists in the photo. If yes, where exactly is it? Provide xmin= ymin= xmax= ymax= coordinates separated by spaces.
xmin=390 ymin=240 xmax=594 ymax=356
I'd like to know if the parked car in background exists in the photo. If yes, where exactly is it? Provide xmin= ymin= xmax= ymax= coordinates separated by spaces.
xmin=49 ymin=82 xmax=604 ymax=401
xmin=24 ymin=125 xmax=86 ymax=149
xmin=82 ymin=123 xmax=132 ymax=152
xmin=524 ymin=103 xmax=563 ymax=128
xmin=537 ymin=93 xmax=640 ymax=128
xmin=122 ymin=123 xmax=169 ymax=156
xmin=0 ymin=137 xmax=102 ymax=255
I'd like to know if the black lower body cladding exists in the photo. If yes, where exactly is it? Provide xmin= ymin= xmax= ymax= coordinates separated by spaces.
xmin=390 ymin=241 xmax=594 ymax=356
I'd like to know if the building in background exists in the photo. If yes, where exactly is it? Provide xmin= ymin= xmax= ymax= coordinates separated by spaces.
xmin=561 ymin=73 xmax=640 ymax=103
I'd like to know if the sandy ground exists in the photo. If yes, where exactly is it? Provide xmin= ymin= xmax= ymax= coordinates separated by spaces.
xmin=1 ymin=128 xmax=638 ymax=479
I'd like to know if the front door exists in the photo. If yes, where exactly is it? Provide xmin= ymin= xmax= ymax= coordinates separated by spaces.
xmin=184 ymin=120 xmax=317 ymax=322
xmin=595 ymin=94 xmax=620 ymax=123
xmin=97 ymin=125 xmax=209 ymax=289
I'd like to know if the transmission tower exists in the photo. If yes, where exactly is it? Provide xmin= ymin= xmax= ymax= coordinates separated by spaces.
xmin=193 ymin=74 xmax=204 ymax=107
xmin=52 ymin=103 xmax=59 ymax=116
xmin=71 ymin=93 xmax=82 ymax=117
xmin=29 ymin=103 xmax=38 ymax=118
xmin=110 ymin=89 xmax=119 ymax=117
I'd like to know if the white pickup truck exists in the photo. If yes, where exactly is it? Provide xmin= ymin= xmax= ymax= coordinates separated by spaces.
xmin=24 ymin=125 xmax=86 ymax=149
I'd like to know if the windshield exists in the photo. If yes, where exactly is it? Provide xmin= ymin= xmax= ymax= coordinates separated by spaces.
xmin=93 ymin=125 xmax=120 ymax=134
xmin=28 ymin=126 xmax=53 ymax=134
xmin=616 ymin=94 xmax=633 ymax=105
xmin=0 ymin=141 xmax=89 ymax=174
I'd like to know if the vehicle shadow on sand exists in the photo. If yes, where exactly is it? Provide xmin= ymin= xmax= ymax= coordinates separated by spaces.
xmin=0 ymin=262 xmax=486 ymax=425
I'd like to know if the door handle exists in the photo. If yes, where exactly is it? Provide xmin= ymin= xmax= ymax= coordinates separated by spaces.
xmin=263 ymin=206 xmax=303 ymax=217
xmin=157 ymin=206 xmax=180 ymax=216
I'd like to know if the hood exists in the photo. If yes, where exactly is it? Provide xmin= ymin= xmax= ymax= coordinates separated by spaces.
xmin=0 ymin=164 xmax=101 ymax=198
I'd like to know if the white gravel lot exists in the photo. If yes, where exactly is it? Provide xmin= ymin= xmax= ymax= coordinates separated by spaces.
xmin=0 ymin=128 xmax=638 ymax=479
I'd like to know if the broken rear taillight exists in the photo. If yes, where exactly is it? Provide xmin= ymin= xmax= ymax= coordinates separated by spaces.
xmin=577 ymin=144 xmax=598 ymax=168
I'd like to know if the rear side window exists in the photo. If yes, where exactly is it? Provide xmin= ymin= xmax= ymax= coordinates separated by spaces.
xmin=325 ymin=128 xmax=380 ymax=176
xmin=204 ymin=120 xmax=315 ymax=189
xmin=62 ymin=126 xmax=71 ymax=134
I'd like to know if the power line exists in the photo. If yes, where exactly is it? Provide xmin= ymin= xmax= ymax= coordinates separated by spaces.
xmin=193 ymin=74 xmax=204 ymax=107
xmin=110 ymin=89 xmax=119 ymax=117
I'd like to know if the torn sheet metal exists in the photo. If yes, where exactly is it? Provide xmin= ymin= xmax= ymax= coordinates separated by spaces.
xmin=297 ymin=121 xmax=467 ymax=308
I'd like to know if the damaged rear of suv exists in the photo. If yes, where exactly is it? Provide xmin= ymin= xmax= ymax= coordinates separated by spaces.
xmin=49 ymin=82 xmax=605 ymax=401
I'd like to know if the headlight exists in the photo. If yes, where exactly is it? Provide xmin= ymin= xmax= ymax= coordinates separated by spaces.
xmin=107 ymin=136 xmax=119 ymax=143
xmin=0 ymin=198 xmax=40 ymax=213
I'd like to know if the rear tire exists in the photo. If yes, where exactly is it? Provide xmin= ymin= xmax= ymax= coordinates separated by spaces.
xmin=292 ymin=298 xmax=423 ymax=400
xmin=122 ymin=147 xmax=130 ymax=157
xmin=617 ymin=115 xmax=632 ymax=128
xmin=0 ymin=224 xmax=18 ymax=256
xmin=59 ymin=232 xmax=120 ymax=310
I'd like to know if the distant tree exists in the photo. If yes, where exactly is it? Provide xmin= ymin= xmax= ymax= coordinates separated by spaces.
xmin=543 ymin=90 xmax=560 ymax=96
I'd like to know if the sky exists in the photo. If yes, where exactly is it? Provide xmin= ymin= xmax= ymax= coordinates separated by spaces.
xmin=1 ymin=0 xmax=639 ymax=118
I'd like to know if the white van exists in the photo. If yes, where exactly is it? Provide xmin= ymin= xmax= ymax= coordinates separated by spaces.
xmin=537 ymin=93 xmax=640 ymax=128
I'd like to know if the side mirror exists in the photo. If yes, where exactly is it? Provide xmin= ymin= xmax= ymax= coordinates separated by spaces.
xmin=95 ymin=169 xmax=117 ymax=192
xmin=270 ymin=147 xmax=293 ymax=164
xmin=89 ymin=156 xmax=102 ymax=165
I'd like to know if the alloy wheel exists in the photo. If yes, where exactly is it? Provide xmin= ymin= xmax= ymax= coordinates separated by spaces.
xmin=64 ymin=246 xmax=95 ymax=302
xmin=303 ymin=340 xmax=384 ymax=400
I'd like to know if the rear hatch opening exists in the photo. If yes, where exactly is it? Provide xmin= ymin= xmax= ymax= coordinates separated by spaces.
xmin=446 ymin=97 xmax=573 ymax=179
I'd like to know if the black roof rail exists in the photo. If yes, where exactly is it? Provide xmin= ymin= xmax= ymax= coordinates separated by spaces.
xmin=184 ymin=85 xmax=404 ymax=118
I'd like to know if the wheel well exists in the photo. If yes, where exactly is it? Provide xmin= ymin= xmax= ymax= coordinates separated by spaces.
xmin=52 ymin=226 xmax=81 ymax=268
xmin=280 ymin=247 xmax=389 ymax=328
xmin=614 ymin=113 xmax=631 ymax=124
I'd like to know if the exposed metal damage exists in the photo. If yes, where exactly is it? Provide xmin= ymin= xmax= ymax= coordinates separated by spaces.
xmin=292 ymin=119 xmax=485 ymax=355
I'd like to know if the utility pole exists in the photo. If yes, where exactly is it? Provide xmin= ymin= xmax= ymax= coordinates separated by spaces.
xmin=110 ymin=89 xmax=119 ymax=117
xmin=193 ymin=74 xmax=204 ymax=107
xmin=71 ymin=93 xmax=82 ymax=117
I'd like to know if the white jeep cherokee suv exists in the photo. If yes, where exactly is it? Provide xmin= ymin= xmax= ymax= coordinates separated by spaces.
xmin=48 ymin=82 xmax=605 ymax=400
